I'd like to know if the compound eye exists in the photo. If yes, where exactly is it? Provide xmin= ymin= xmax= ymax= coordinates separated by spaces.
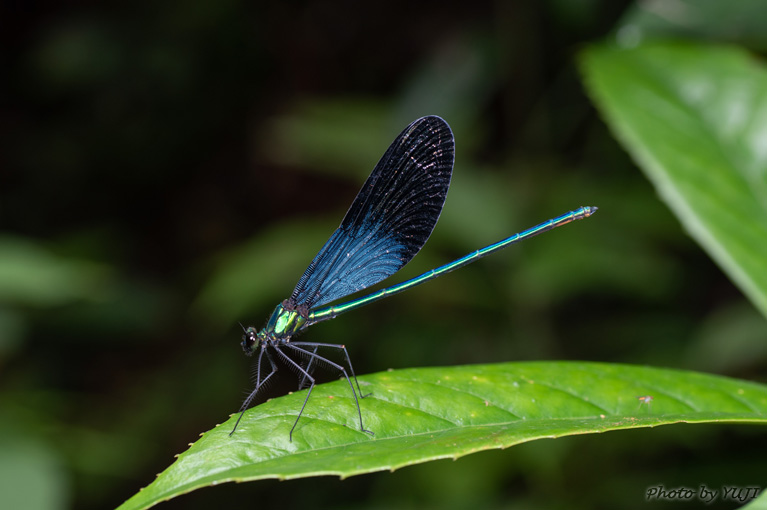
xmin=240 ymin=327 xmax=258 ymax=355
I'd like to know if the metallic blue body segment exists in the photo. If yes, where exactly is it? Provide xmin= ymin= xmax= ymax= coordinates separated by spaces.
xmin=308 ymin=206 xmax=597 ymax=324
xmin=288 ymin=116 xmax=454 ymax=310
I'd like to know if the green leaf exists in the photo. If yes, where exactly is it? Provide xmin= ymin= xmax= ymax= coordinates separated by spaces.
xmin=0 ymin=236 xmax=112 ymax=306
xmin=742 ymin=489 xmax=767 ymax=509
xmin=580 ymin=42 xmax=767 ymax=318
xmin=614 ymin=0 xmax=767 ymax=51
xmin=117 ymin=362 xmax=767 ymax=510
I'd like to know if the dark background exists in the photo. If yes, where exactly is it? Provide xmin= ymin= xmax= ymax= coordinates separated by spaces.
xmin=2 ymin=1 xmax=765 ymax=509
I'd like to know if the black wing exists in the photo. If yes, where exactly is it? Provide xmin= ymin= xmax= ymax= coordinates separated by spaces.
xmin=288 ymin=116 xmax=454 ymax=310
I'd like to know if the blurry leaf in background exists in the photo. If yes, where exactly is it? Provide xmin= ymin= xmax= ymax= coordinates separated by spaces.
xmin=0 ymin=235 xmax=175 ymax=347
xmin=395 ymin=32 xmax=496 ymax=138
xmin=0 ymin=308 xmax=26 ymax=355
xmin=581 ymin=42 xmax=767 ymax=319
xmin=0 ymin=434 xmax=70 ymax=510
xmin=615 ymin=0 xmax=767 ymax=51
xmin=0 ymin=236 xmax=113 ymax=307
xmin=687 ymin=300 xmax=767 ymax=373
xmin=193 ymin=220 xmax=334 ymax=330
xmin=256 ymin=99 xmax=391 ymax=179
xmin=256 ymin=32 xmax=496 ymax=181
xmin=30 ymin=20 xmax=124 ymax=94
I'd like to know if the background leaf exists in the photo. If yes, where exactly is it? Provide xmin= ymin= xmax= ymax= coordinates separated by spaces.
xmin=580 ymin=42 xmax=767 ymax=318
xmin=118 ymin=361 xmax=767 ymax=510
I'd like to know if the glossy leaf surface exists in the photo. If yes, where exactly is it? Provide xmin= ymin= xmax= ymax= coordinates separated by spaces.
xmin=581 ymin=42 xmax=767 ymax=317
xmin=118 ymin=361 xmax=767 ymax=510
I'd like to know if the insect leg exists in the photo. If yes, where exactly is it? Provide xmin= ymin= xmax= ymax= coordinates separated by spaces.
xmin=286 ymin=343 xmax=373 ymax=438
xmin=229 ymin=347 xmax=278 ymax=436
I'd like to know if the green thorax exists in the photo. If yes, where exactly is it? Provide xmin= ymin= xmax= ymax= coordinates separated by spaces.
xmin=264 ymin=301 xmax=307 ymax=339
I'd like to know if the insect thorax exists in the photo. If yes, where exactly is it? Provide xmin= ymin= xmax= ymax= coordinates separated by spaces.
xmin=265 ymin=300 xmax=308 ymax=340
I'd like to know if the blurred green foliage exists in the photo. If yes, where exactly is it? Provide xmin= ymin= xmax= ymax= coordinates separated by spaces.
xmin=1 ymin=1 xmax=765 ymax=509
